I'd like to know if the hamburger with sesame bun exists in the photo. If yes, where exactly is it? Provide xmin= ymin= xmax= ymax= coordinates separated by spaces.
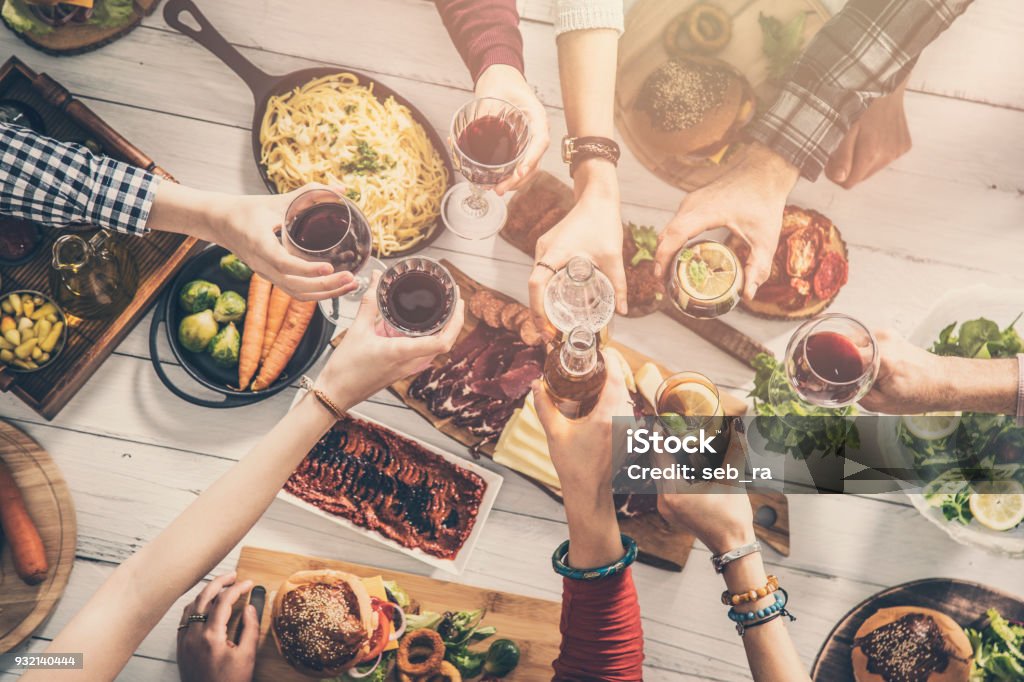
xmin=624 ymin=54 xmax=755 ymax=167
xmin=271 ymin=570 xmax=381 ymax=678
xmin=852 ymin=606 xmax=972 ymax=682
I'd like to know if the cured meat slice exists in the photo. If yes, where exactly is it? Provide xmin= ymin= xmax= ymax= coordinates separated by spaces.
xmin=813 ymin=251 xmax=849 ymax=300
xmin=501 ymin=302 xmax=527 ymax=331
xmin=498 ymin=361 xmax=542 ymax=400
xmin=469 ymin=291 xmax=498 ymax=320
xmin=518 ymin=318 xmax=544 ymax=346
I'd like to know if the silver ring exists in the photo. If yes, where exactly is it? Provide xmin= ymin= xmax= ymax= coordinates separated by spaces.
xmin=187 ymin=614 xmax=209 ymax=624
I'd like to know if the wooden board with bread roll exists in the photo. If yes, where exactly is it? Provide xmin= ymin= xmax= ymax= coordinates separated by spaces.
xmin=234 ymin=546 xmax=561 ymax=682
xmin=811 ymin=578 xmax=1024 ymax=681
xmin=0 ymin=420 xmax=76 ymax=653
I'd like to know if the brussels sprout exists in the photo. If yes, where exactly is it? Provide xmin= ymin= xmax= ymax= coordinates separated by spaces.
xmin=179 ymin=280 xmax=221 ymax=313
xmin=213 ymin=291 xmax=247 ymax=323
xmin=220 ymin=253 xmax=253 ymax=281
xmin=178 ymin=309 xmax=219 ymax=353
xmin=483 ymin=639 xmax=520 ymax=677
xmin=208 ymin=322 xmax=241 ymax=367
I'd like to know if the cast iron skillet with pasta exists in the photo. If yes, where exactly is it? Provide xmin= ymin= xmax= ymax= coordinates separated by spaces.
xmin=163 ymin=0 xmax=453 ymax=256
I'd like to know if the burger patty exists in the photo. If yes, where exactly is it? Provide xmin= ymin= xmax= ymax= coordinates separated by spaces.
xmin=274 ymin=582 xmax=365 ymax=673
xmin=285 ymin=416 xmax=486 ymax=559
xmin=854 ymin=612 xmax=966 ymax=682
xmin=636 ymin=58 xmax=730 ymax=132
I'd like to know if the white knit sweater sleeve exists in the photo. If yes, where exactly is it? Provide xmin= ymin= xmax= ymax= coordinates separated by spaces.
xmin=554 ymin=0 xmax=624 ymax=36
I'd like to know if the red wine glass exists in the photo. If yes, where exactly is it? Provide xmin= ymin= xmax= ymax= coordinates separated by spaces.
xmin=376 ymin=257 xmax=458 ymax=338
xmin=782 ymin=313 xmax=880 ymax=408
xmin=442 ymin=97 xmax=530 ymax=240
xmin=282 ymin=187 xmax=386 ymax=326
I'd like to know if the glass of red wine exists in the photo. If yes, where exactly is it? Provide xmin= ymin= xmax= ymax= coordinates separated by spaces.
xmin=442 ymin=97 xmax=531 ymax=240
xmin=282 ymin=188 xmax=386 ymax=325
xmin=781 ymin=313 xmax=880 ymax=408
xmin=376 ymin=257 xmax=458 ymax=337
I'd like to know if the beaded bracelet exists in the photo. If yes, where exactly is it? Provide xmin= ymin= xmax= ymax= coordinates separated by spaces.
xmin=721 ymin=575 xmax=780 ymax=606
xmin=728 ymin=588 xmax=796 ymax=636
xmin=552 ymin=534 xmax=638 ymax=581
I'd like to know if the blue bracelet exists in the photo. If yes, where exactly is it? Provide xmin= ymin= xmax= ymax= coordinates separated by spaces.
xmin=727 ymin=588 xmax=796 ymax=635
xmin=551 ymin=534 xmax=638 ymax=581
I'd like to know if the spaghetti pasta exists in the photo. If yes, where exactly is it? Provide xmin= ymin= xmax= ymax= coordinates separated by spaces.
xmin=260 ymin=73 xmax=448 ymax=256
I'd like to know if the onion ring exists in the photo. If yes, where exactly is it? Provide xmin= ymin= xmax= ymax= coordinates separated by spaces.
xmin=346 ymin=652 xmax=382 ymax=679
xmin=397 ymin=628 xmax=444 ymax=676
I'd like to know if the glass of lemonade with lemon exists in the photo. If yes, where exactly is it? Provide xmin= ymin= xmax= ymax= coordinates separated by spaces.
xmin=669 ymin=240 xmax=743 ymax=319
xmin=655 ymin=371 xmax=730 ymax=470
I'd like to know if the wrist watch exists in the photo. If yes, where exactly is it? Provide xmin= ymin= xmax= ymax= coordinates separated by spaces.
xmin=561 ymin=135 xmax=620 ymax=178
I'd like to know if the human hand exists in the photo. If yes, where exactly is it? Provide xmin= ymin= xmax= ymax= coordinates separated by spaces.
xmin=656 ymin=428 xmax=755 ymax=554
xmin=653 ymin=143 xmax=799 ymax=300
xmin=474 ymin=64 xmax=550 ymax=195
xmin=315 ymin=272 xmax=465 ymax=408
xmin=206 ymin=184 xmax=358 ymax=302
xmin=858 ymin=330 xmax=947 ymax=414
xmin=826 ymin=74 xmax=912 ymax=188
xmin=528 ymin=166 xmax=627 ymax=337
xmin=177 ymin=572 xmax=258 ymax=682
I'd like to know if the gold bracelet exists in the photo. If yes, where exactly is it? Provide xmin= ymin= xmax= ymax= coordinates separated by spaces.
xmin=299 ymin=376 xmax=346 ymax=421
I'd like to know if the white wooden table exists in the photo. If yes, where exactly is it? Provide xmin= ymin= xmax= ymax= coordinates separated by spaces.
xmin=1 ymin=1 xmax=1023 ymax=679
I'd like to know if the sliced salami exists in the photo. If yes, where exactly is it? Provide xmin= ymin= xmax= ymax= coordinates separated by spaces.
xmin=500 ymin=302 xmax=526 ymax=331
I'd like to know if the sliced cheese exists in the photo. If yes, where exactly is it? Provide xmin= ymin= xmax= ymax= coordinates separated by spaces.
xmin=58 ymin=0 xmax=95 ymax=7
xmin=360 ymin=575 xmax=398 ymax=652
xmin=635 ymin=362 xmax=664 ymax=411
xmin=494 ymin=404 xmax=561 ymax=491
xmin=707 ymin=144 xmax=730 ymax=165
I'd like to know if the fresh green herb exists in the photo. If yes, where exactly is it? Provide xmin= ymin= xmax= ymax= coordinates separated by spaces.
xmin=342 ymin=140 xmax=387 ymax=175
xmin=687 ymin=258 xmax=710 ymax=289
xmin=627 ymin=223 xmax=658 ymax=266
xmin=930 ymin=314 xmax=1022 ymax=359
xmin=446 ymin=647 xmax=486 ymax=678
xmin=965 ymin=608 xmax=1024 ymax=681
xmin=344 ymin=104 xmax=357 ymax=115
xmin=345 ymin=189 xmax=361 ymax=202
xmin=759 ymin=12 xmax=807 ymax=81
xmin=749 ymin=353 xmax=859 ymax=459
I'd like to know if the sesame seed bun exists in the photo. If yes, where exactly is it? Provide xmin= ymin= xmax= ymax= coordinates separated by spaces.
xmin=852 ymin=607 xmax=972 ymax=682
xmin=271 ymin=570 xmax=376 ymax=678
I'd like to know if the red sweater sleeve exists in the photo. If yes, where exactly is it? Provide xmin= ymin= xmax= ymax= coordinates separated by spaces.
xmin=434 ymin=0 xmax=524 ymax=82
xmin=551 ymin=568 xmax=645 ymax=681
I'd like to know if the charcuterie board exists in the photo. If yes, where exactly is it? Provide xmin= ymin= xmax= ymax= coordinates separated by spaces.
xmin=0 ymin=0 xmax=161 ymax=56
xmin=0 ymin=420 xmax=76 ymax=653
xmin=234 ymin=546 xmax=561 ymax=682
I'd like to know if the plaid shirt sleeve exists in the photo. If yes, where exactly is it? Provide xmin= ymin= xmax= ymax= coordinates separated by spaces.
xmin=0 ymin=122 xmax=160 ymax=235
xmin=745 ymin=0 xmax=973 ymax=181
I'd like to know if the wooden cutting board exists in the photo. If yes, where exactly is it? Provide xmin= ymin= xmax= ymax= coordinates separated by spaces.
xmin=616 ymin=0 xmax=830 ymax=191
xmin=0 ymin=0 xmax=161 ymax=56
xmin=235 ymin=546 xmax=561 ymax=682
xmin=811 ymin=578 xmax=1024 ymax=681
xmin=0 ymin=420 xmax=76 ymax=653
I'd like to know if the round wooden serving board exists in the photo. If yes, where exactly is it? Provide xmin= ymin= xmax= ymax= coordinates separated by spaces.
xmin=0 ymin=420 xmax=76 ymax=653
xmin=811 ymin=578 xmax=1024 ymax=681
xmin=0 ymin=0 xmax=160 ymax=56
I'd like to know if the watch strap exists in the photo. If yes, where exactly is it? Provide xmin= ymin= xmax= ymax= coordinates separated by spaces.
xmin=711 ymin=540 xmax=762 ymax=574
xmin=562 ymin=135 xmax=621 ymax=177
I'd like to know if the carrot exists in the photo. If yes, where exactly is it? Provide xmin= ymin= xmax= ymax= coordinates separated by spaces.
xmin=0 ymin=458 xmax=48 ymax=585
xmin=260 ymin=286 xmax=293 ymax=363
xmin=251 ymin=299 xmax=316 ymax=391
xmin=239 ymin=274 xmax=272 ymax=390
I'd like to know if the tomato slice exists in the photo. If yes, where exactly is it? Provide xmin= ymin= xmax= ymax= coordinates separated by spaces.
xmin=363 ymin=600 xmax=392 ymax=661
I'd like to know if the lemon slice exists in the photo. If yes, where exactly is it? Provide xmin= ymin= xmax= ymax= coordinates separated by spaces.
xmin=969 ymin=480 xmax=1024 ymax=531
xmin=677 ymin=242 xmax=738 ymax=302
xmin=902 ymin=412 xmax=962 ymax=441
xmin=663 ymin=380 xmax=719 ymax=418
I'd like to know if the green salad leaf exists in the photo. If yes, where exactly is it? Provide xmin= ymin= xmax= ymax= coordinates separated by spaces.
xmin=759 ymin=12 xmax=807 ymax=81
xmin=965 ymin=608 xmax=1024 ymax=681
xmin=930 ymin=314 xmax=1022 ymax=359
xmin=627 ymin=223 xmax=658 ymax=266
xmin=749 ymin=353 xmax=859 ymax=459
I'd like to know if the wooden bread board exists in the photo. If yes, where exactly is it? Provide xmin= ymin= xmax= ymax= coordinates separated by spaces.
xmin=234 ymin=546 xmax=561 ymax=682
xmin=502 ymin=171 xmax=773 ymax=367
xmin=0 ymin=57 xmax=200 ymax=419
xmin=0 ymin=0 xmax=161 ymax=56
xmin=811 ymin=578 xmax=1024 ymax=681
xmin=616 ymin=0 xmax=830 ymax=191
xmin=0 ymin=420 xmax=76 ymax=653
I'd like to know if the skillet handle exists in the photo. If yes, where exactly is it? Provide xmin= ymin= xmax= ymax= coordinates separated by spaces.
xmin=148 ymin=293 xmax=257 ymax=410
xmin=163 ymin=0 xmax=273 ymax=102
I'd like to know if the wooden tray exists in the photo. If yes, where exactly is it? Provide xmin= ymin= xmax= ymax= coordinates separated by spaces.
xmin=0 ymin=0 xmax=161 ymax=56
xmin=0 ymin=57 xmax=200 ymax=420
xmin=384 ymin=260 xmax=789 ymax=570
xmin=616 ymin=0 xmax=830 ymax=191
xmin=502 ymin=171 xmax=773 ymax=367
xmin=0 ymin=420 xmax=76 ymax=653
xmin=235 ymin=546 xmax=561 ymax=682
xmin=811 ymin=578 xmax=1024 ymax=681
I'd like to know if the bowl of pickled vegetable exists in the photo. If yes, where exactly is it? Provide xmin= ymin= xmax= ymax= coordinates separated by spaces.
xmin=0 ymin=291 xmax=67 ymax=373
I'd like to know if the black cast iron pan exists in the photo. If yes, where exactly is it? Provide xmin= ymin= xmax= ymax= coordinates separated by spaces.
xmin=149 ymin=245 xmax=332 ymax=408
xmin=162 ymin=0 xmax=452 ymax=256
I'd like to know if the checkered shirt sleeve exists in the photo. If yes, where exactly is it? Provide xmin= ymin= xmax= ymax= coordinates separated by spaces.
xmin=0 ymin=122 xmax=160 ymax=234
xmin=745 ymin=0 xmax=973 ymax=181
